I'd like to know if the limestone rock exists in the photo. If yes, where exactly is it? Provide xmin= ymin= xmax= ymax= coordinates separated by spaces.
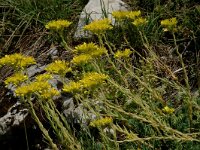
xmin=0 ymin=102 xmax=28 ymax=135
xmin=74 ymin=0 xmax=129 ymax=38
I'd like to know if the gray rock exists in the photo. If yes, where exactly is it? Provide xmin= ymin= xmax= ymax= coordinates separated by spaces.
xmin=26 ymin=64 xmax=46 ymax=78
xmin=0 ymin=102 xmax=28 ymax=135
xmin=74 ymin=0 xmax=129 ymax=38
xmin=62 ymin=97 xmax=106 ymax=127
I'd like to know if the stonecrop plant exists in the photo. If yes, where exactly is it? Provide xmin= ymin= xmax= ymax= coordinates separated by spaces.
xmin=1 ymin=5 xmax=200 ymax=150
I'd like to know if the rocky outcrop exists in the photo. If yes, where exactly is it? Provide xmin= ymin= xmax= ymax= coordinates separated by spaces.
xmin=74 ymin=0 xmax=129 ymax=38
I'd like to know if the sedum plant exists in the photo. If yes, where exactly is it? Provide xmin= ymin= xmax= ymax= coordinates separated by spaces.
xmin=1 ymin=9 xmax=200 ymax=150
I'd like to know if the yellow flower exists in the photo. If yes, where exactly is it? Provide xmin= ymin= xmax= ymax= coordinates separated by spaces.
xmin=114 ymin=49 xmax=132 ymax=58
xmin=0 ymin=53 xmax=36 ymax=69
xmin=127 ymin=10 xmax=141 ymax=19
xmin=62 ymin=81 xmax=83 ymax=93
xmin=90 ymin=47 xmax=107 ymax=57
xmin=161 ymin=17 xmax=177 ymax=32
xmin=45 ymin=19 xmax=72 ymax=30
xmin=80 ymin=72 xmax=108 ymax=88
xmin=35 ymin=73 xmax=53 ymax=81
xmin=15 ymin=81 xmax=51 ymax=97
xmin=71 ymin=54 xmax=92 ymax=65
xmin=89 ymin=117 xmax=113 ymax=127
xmin=62 ymin=72 xmax=108 ymax=93
xmin=74 ymin=42 xmax=98 ymax=54
xmin=84 ymin=18 xmax=113 ymax=35
xmin=112 ymin=11 xmax=129 ymax=20
xmin=4 ymin=72 xmax=28 ymax=86
xmin=162 ymin=106 xmax=175 ymax=114
xmin=161 ymin=17 xmax=177 ymax=27
xmin=40 ymin=88 xmax=60 ymax=100
xmin=45 ymin=60 xmax=72 ymax=76
xmin=74 ymin=42 xmax=107 ymax=57
xmin=112 ymin=10 xmax=141 ymax=20
xmin=132 ymin=17 xmax=147 ymax=26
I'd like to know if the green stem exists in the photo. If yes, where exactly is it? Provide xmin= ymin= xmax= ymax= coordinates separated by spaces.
xmin=172 ymin=32 xmax=192 ymax=131
xmin=97 ymin=34 xmax=129 ymax=87
xmin=59 ymin=32 xmax=72 ymax=51
xmin=28 ymin=100 xmax=58 ymax=150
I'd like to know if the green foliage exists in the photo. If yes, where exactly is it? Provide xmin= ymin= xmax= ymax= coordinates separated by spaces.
xmin=0 ymin=0 xmax=200 ymax=149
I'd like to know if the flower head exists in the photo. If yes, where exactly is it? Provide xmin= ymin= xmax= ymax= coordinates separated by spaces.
xmin=40 ymin=88 xmax=60 ymax=100
xmin=90 ymin=47 xmax=107 ymax=57
xmin=112 ymin=11 xmax=129 ymax=20
xmin=132 ymin=17 xmax=147 ymax=26
xmin=45 ymin=19 xmax=72 ymax=31
xmin=45 ymin=60 xmax=72 ymax=76
xmin=74 ymin=42 xmax=107 ymax=58
xmin=90 ymin=117 xmax=113 ymax=127
xmin=80 ymin=72 xmax=108 ymax=88
xmin=0 ymin=53 xmax=36 ymax=69
xmin=84 ymin=18 xmax=113 ymax=35
xmin=62 ymin=72 xmax=108 ymax=93
xmin=162 ymin=106 xmax=175 ymax=114
xmin=4 ymin=72 xmax=28 ymax=86
xmin=15 ymin=81 xmax=51 ymax=97
xmin=161 ymin=17 xmax=177 ymax=32
xmin=114 ymin=49 xmax=132 ymax=59
xmin=63 ymin=81 xmax=83 ymax=93
xmin=71 ymin=54 xmax=92 ymax=65
xmin=127 ymin=10 xmax=141 ymax=19
xmin=112 ymin=10 xmax=141 ymax=20
xmin=35 ymin=73 xmax=53 ymax=81
xmin=74 ymin=42 xmax=99 ymax=54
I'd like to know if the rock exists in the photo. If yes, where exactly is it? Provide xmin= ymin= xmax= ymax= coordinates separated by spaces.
xmin=74 ymin=0 xmax=129 ymax=38
xmin=26 ymin=64 xmax=46 ymax=78
xmin=62 ymin=96 xmax=106 ymax=127
xmin=0 ymin=102 xmax=28 ymax=135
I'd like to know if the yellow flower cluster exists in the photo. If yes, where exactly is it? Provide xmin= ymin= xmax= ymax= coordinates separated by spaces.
xmin=72 ymin=42 xmax=107 ymax=65
xmin=112 ymin=11 xmax=130 ymax=20
xmin=62 ymin=81 xmax=83 ymax=93
xmin=35 ymin=73 xmax=53 ymax=81
xmin=45 ymin=60 xmax=72 ymax=76
xmin=83 ymin=18 xmax=113 ymax=35
xmin=90 ymin=47 xmax=107 ymax=57
xmin=63 ymin=72 xmax=108 ymax=93
xmin=74 ymin=42 xmax=99 ymax=54
xmin=71 ymin=54 xmax=92 ymax=65
xmin=0 ymin=53 xmax=36 ymax=69
xmin=89 ymin=117 xmax=113 ymax=127
xmin=79 ymin=72 xmax=108 ymax=88
xmin=162 ymin=106 xmax=175 ymax=114
xmin=45 ymin=19 xmax=72 ymax=31
xmin=15 ymin=80 xmax=60 ymax=99
xmin=15 ymin=81 xmax=51 ymax=97
xmin=112 ymin=10 xmax=146 ymax=27
xmin=161 ymin=17 xmax=177 ymax=32
xmin=4 ymin=72 xmax=28 ymax=86
xmin=132 ymin=18 xmax=147 ymax=26
xmin=127 ymin=10 xmax=141 ymax=19
xmin=161 ymin=17 xmax=177 ymax=27
xmin=40 ymin=88 xmax=60 ymax=100
xmin=114 ymin=49 xmax=132 ymax=59
xmin=112 ymin=10 xmax=141 ymax=20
